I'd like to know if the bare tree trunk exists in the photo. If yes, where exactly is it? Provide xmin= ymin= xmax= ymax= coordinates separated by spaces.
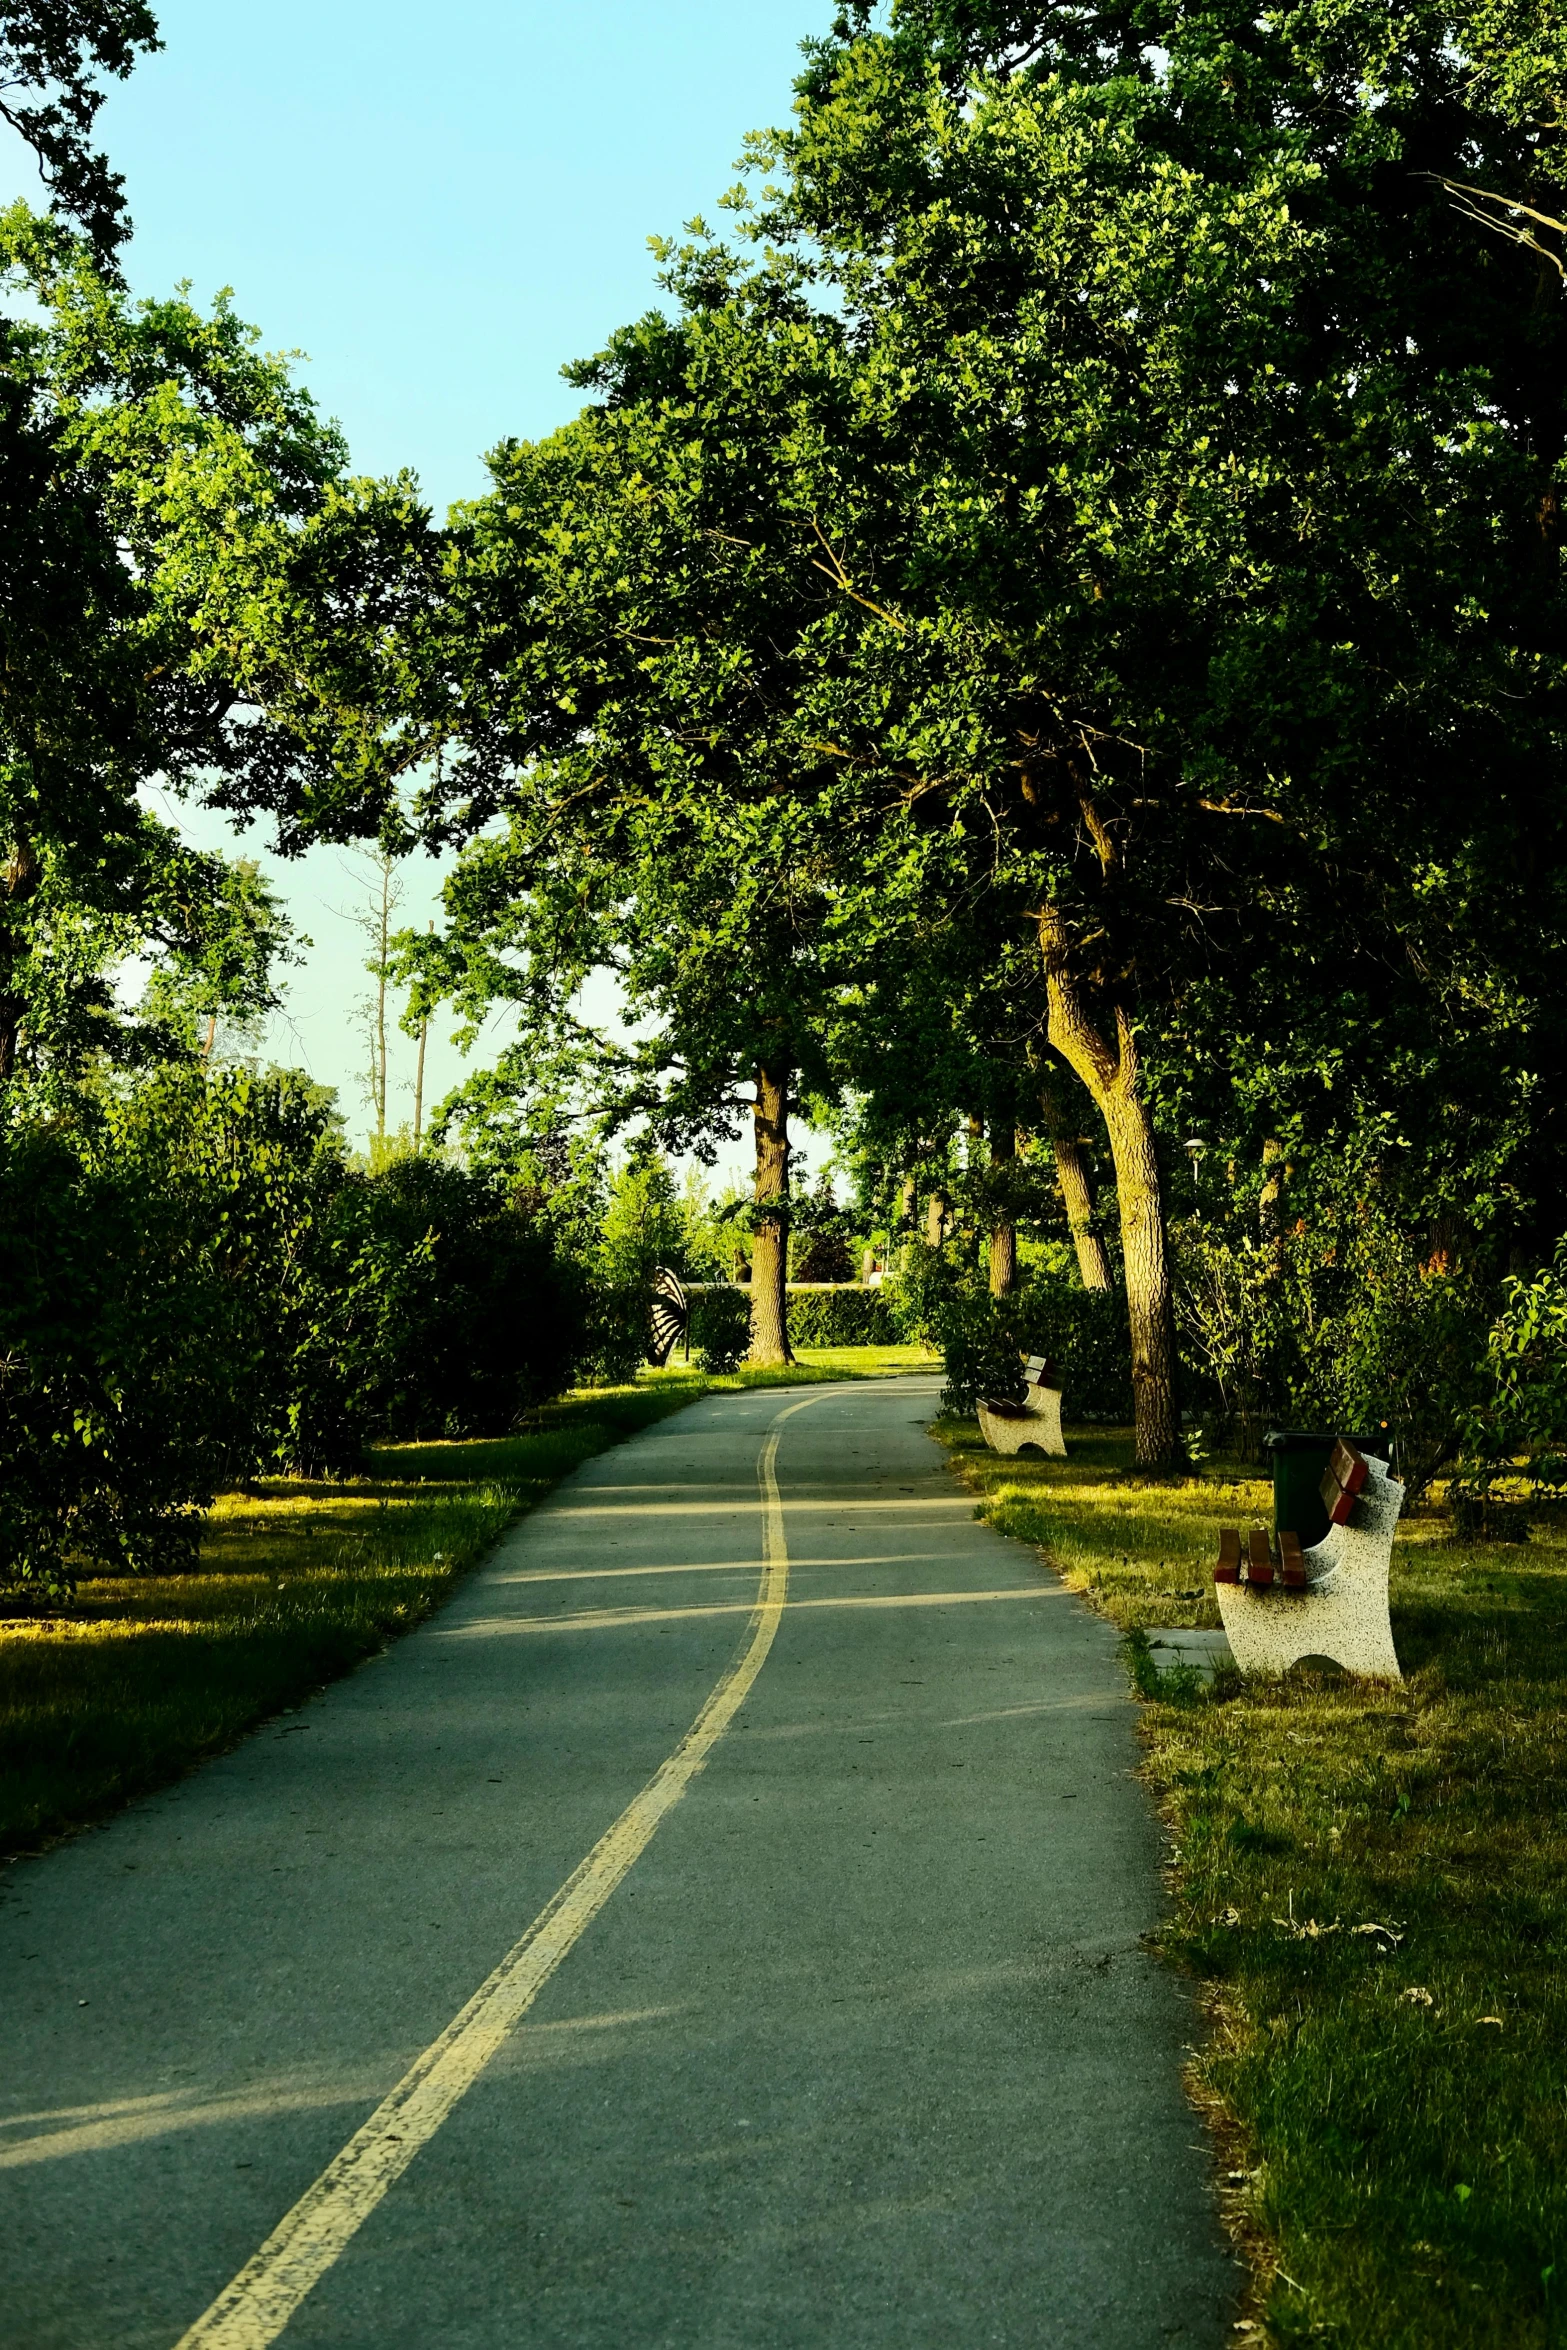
xmin=1038 ymin=909 xmax=1180 ymax=1469
xmin=411 ymin=916 xmax=432 ymax=1149
xmin=924 ymin=1188 xmax=949 ymax=1248
xmin=373 ymin=857 xmax=391 ymax=1146
xmin=747 ymin=1061 xmax=794 ymax=1366
xmin=988 ymin=1123 xmax=1018 ymax=1297
xmin=896 ymin=1172 xmax=916 ymax=1230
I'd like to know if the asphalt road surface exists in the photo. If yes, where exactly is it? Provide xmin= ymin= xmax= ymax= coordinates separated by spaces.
xmin=3 ymin=1377 xmax=1235 ymax=2348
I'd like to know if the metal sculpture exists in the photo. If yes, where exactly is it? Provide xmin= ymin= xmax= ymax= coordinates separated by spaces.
xmin=648 ymin=1266 xmax=689 ymax=1367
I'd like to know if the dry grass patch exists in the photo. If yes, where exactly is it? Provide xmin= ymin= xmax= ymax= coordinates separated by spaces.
xmin=937 ymin=1417 xmax=1567 ymax=2350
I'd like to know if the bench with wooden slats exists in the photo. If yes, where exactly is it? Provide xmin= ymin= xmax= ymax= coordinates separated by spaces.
xmin=1023 ymin=1354 xmax=1063 ymax=1391
xmin=1214 ymin=1524 xmax=1308 ymax=1593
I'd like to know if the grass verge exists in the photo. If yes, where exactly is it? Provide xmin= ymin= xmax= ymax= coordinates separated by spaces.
xmin=0 ymin=1346 xmax=936 ymax=1856
xmin=936 ymin=1418 xmax=1567 ymax=2350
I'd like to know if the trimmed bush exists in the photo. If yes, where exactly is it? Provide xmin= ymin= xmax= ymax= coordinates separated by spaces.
xmin=786 ymin=1286 xmax=900 ymax=1346
xmin=936 ymin=1281 xmax=1132 ymax=1422
xmin=691 ymin=1286 xmax=751 ymax=1373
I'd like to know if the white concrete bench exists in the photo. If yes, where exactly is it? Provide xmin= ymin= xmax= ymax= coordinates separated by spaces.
xmin=1214 ymin=1440 xmax=1404 ymax=1679
xmin=978 ymin=1356 xmax=1066 ymax=1457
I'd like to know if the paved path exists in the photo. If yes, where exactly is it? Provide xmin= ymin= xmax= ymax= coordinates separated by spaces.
xmin=2 ymin=1380 xmax=1234 ymax=2347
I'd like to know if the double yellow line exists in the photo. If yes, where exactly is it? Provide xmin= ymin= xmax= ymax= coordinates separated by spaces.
xmin=176 ymin=1394 xmax=820 ymax=2350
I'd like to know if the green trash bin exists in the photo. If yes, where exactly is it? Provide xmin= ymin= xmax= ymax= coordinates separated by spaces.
xmin=1264 ymin=1427 xmax=1391 ymax=1548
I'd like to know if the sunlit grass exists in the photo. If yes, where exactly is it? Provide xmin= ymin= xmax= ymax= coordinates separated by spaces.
xmin=937 ymin=1418 xmax=1567 ymax=2348
xmin=0 ymin=1347 xmax=934 ymax=1855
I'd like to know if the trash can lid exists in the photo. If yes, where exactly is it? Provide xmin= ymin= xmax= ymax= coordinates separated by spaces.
xmin=1264 ymin=1426 xmax=1391 ymax=1458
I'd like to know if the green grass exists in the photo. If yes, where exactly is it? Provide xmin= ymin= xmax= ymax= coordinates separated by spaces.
xmin=0 ymin=1346 xmax=936 ymax=1857
xmin=937 ymin=1419 xmax=1567 ymax=2349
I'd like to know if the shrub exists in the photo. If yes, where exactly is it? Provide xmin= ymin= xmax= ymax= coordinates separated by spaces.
xmin=289 ymin=1156 xmax=589 ymax=1463
xmin=1172 ymin=1221 xmax=1279 ymax=1458
xmin=0 ymin=1077 xmax=597 ymax=1596
xmin=691 ymin=1286 xmax=751 ymax=1373
xmin=0 ymin=1071 xmax=329 ymax=1595
xmin=1278 ymin=1203 xmax=1492 ymax=1499
xmin=936 ymin=1297 xmax=1029 ymax=1416
xmin=1452 ymin=1237 xmax=1567 ymax=1516
xmin=578 ymin=1278 xmax=653 ymax=1387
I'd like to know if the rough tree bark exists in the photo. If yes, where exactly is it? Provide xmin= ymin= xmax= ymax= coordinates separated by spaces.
xmin=924 ymin=1187 xmax=949 ymax=1248
xmin=1037 ymin=906 xmax=1180 ymax=1469
xmin=1040 ymin=1085 xmax=1111 ymax=1290
xmin=0 ymin=826 xmax=41 ymax=1083
xmin=988 ymin=1123 xmax=1018 ymax=1297
xmin=747 ymin=1061 xmax=794 ymax=1366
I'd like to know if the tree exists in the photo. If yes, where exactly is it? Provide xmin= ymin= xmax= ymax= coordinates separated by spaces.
xmin=343 ymin=845 xmax=404 ymax=1154
xmin=413 ymin=299 xmax=875 ymax=1368
xmin=0 ymin=204 xmax=441 ymax=1112
xmin=0 ymin=811 xmax=299 ymax=1097
xmin=694 ymin=0 xmax=1567 ymax=1462
xmin=0 ymin=1 xmax=159 ymax=255
xmin=415 ymin=0 xmax=1567 ymax=1459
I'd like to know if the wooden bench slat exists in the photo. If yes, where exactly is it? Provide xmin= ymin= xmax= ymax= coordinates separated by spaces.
xmin=1278 ymin=1529 xmax=1306 ymax=1588
xmin=1321 ymin=1469 xmax=1357 ymax=1525
xmin=1246 ymin=1527 xmax=1275 ymax=1587
xmin=1215 ymin=1528 xmax=1241 ymax=1585
xmin=1319 ymin=1438 xmax=1371 ymax=1524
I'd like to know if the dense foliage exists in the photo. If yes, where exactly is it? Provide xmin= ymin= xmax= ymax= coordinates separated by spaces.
xmin=0 ymin=1073 xmax=590 ymax=1598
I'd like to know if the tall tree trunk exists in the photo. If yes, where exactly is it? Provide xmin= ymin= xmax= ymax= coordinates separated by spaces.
xmin=988 ymin=1123 xmax=1018 ymax=1297
xmin=373 ymin=858 xmax=390 ymax=1146
xmin=896 ymin=1171 xmax=916 ymax=1230
xmin=747 ymin=1061 xmax=793 ymax=1366
xmin=924 ymin=1187 xmax=949 ymax=1248
xmin=1040 ymin=1086 xmax=1111 ymax=1290
xmin=1037 ymin=909 xmax=1180 ymax=1469
xmin=0 ymin=827 xmax=40 ymax=1084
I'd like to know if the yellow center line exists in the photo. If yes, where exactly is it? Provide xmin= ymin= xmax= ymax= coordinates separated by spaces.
xmin=489 ymin=1552 xmax=951 ymax=1588
xmin=170 ymin=1391 xmax=823 ymax=2350
xmin=442 ymin=1586 xmax=1065 ymax=1639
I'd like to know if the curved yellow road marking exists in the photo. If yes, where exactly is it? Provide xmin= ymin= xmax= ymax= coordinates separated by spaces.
xmin=173 ymin=1391 xmax=822 ymax=2350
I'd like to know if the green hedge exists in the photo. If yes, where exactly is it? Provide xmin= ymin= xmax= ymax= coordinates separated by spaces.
xmin=786 ymin=1287 xmax=901 ymax=1347
xmin=936 ymin=1284 xmax=1132 ymax=1422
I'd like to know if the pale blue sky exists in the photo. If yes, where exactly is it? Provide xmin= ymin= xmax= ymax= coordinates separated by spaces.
xmin=5 ymin=1 xmax=832 ymax=1165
